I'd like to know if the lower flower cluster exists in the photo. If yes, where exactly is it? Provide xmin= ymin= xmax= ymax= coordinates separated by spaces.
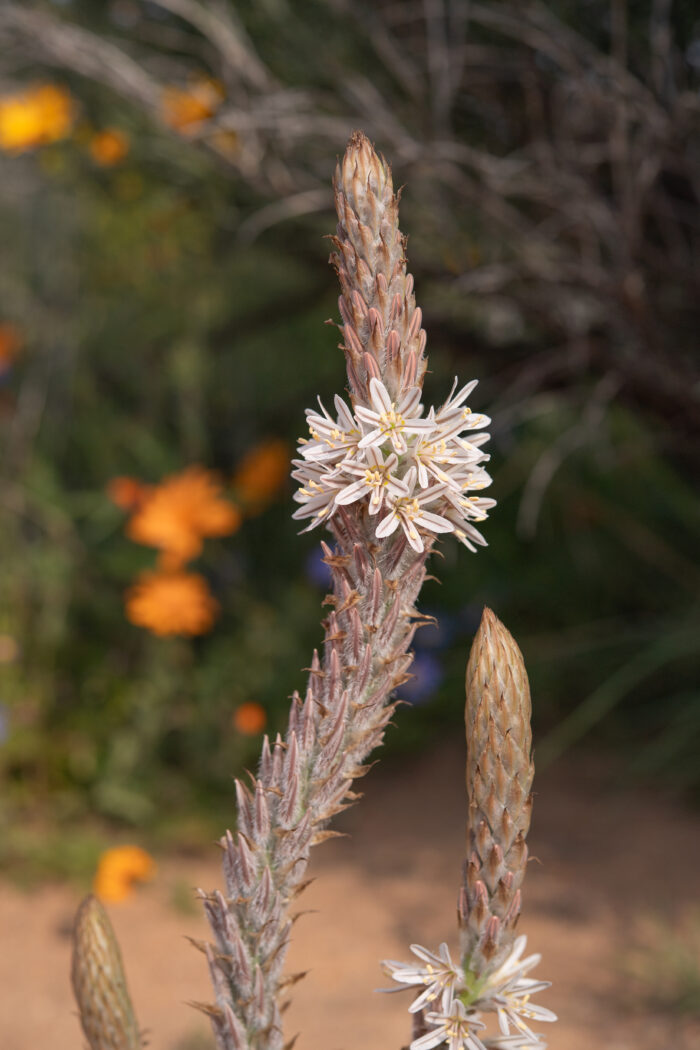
xmin=381 ymin=937 xmax=556 ymax=1050
xmin=292 ymin=376 xmax=495 ymax=552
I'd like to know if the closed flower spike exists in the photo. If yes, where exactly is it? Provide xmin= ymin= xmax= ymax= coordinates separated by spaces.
xmin=197 ymin=132 xmax=495 ymax=1050
xmin=461 ymin=608 xmax=534 ymax=973
xmin=71 ymin=895 xmax=142 ymax=1050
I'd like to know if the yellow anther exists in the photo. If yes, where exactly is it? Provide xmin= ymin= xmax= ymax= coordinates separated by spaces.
xmin=379 ymin=408 xmax=405 ymax=431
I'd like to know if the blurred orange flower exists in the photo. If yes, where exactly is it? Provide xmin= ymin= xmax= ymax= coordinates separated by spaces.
xmin=0 ymin=323 xmax=22 ymax=373
xmin=210 ymin=129 xmax=239 ymax=160
xmin=162 ymin=77 xmax=224 ymax=133
xmin=0 ymin=84 xmax=74 ymax=153
xmin=89 ymin=127 xmax=130 ymax=167
xmin=125 ymin=569 xmax=219 ymax=637
xmin=233 ymin=702 xmax=267 ymax=736
xmin=0 ymin=634 xmax=19 ymax=664
xmin=126 ymin=466 xmax=240 ymax=566
xmin=233 ymin=439 xmax=289 ymax=513
xmin=93 ymin=845 xmax=156 ymax=903
xmin=107 ymin=476 xmax=151 ymax=512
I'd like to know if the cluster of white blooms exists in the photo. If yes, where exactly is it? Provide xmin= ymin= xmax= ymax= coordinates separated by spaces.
xmin=471 ymin=937 xmax=557 ymax=1048
xmin=292 ymin=377 xmax=495 ymax=552
xmin=381 ymin=937 xmax=556 ymax=1050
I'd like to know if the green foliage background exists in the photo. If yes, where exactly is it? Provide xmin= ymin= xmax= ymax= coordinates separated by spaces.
xmin=0 ymin=1 xmax=698 ymax=874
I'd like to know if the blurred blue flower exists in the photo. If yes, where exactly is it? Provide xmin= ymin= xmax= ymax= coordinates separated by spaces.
xmin=305 ymin=544 xmax=333 ymax=590
xmin=0 ymin=704 xmax=8 ymax=745
xmin=415 ymin=607 xmax=457 ymax=651
xmin=458 ymin=602 xmax=485 ymax=635
xmin=402 ymin=651 xmax=444 ymax=705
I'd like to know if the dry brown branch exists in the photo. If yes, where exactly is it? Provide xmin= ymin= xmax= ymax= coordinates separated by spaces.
xmin=2 ymin=0 xmax=697 ymax=444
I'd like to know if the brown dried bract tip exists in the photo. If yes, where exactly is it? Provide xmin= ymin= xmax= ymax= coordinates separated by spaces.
xmin=71 ymin=895 xmax=142 ymax=1050
xmin=460 ymin=608 xmax=534 ymax=972
xmin=331 ymin=131 xmax=427 ymax=404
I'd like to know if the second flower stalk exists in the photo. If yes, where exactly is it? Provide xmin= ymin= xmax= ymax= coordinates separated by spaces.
xmin=381 ymin=610 xmax=556 ymax=1050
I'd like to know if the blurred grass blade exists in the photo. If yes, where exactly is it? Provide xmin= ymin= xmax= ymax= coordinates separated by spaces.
xmin=538 ymin=625 xmax=697 ymax=765
xmin=626 ymin=690 xmax=700 ymax=781
xmin=71 ymin=894 xmax=142 ymax=1050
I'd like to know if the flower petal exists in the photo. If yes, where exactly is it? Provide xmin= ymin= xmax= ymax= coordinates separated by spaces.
xmin=369 ymin=376 xmax=393 ymax=414
xmin=375 ymin=511 xmax=400 ymax=539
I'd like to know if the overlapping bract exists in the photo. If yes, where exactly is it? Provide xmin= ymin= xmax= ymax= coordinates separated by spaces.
xmin=293 ymin=376 xmax=495 ymax=553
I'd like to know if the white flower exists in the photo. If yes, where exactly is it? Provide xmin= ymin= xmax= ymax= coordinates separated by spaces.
xmin=290 ymin=459 xmax=346 ymax=531
xmin=293 ymin=374 xmax=495 ymax=552
xmin=381 ymin=942 xmax=465 ymax=1013
xmin=484 ymin=1035 xmax=547 ymax=1049
xmin=374 ymin=469 xmax=453 ymax=552
xmin=411 ymin=1000 xmax=488 ymax=1050
xmin=435 ymin=377 xmax=491 ymax=435
xmin=302 ymin=393 xmax=361 ymax=463
xmin=413 ymin=426 xmax=490 ymax=492
xmin=334 ymin=446 xmax=408 ymax=516
xmin=474 ymin=937 xmax=556 ymax=1045
xmin=355 ymin=378 xmax=433 ymax=454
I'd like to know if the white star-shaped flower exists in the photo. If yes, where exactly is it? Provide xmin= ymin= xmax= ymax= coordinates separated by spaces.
xmin=475 ymin=937 xmax=556 ymax=1045
xmin=302 ymin=394 xmax=361 ymax=464
xmin=411 ymin=1000 xmax=488 ymax=1050
xmin=334 ymin=446 xmax=408 ymax=516
xmin=355 ymin=378 xmax=434 ymax=454
xmin=291 ymin=459 xmax=346 ymax=531
xmin=381 ymin=941 xmax=465 ymax=1013
xmin=413 ymin=424 xmax=490 ymax=491
xmin=435 ymin=377 xmax=491 ymax=435
xmin=374 ymin=469 xmax=453 ymax=552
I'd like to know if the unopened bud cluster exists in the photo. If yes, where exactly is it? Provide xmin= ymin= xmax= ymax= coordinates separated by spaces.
xmin=71 ymin=895 xmax=142 ymax=1050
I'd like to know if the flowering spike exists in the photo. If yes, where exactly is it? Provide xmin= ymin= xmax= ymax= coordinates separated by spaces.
xmin=199 ymin=133 xmax=496 ymax=1050
xmin=383 ymin=610 xmax=555 ymax=1049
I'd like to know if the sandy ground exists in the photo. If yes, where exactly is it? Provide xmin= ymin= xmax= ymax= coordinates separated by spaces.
xmin=1 ymin=739 xmax=699 ymax=1050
